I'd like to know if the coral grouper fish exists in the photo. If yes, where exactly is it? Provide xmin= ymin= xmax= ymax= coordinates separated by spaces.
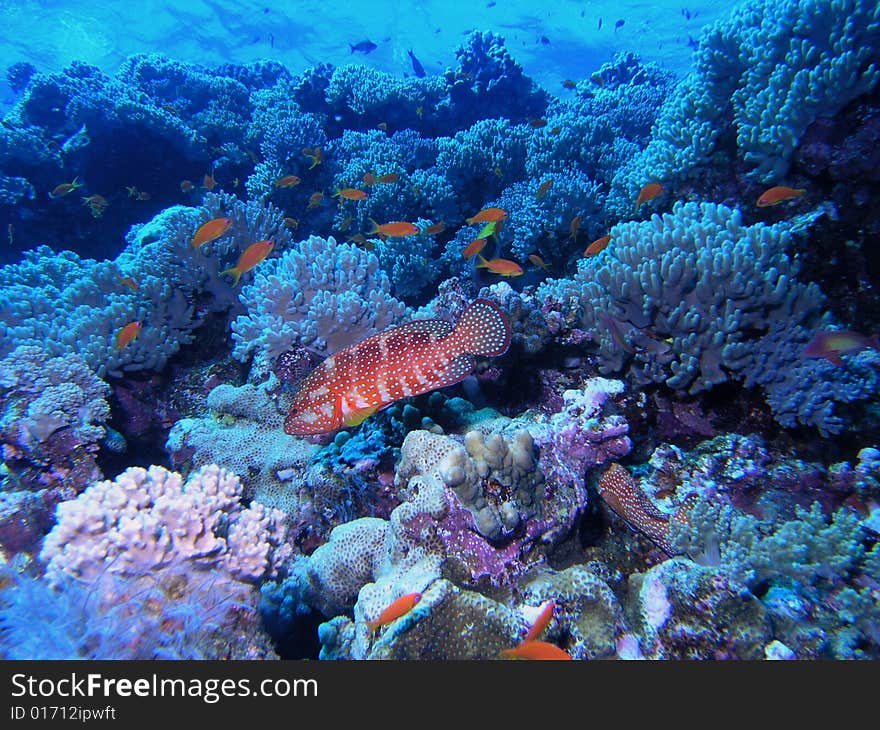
xmin=284 ymin=299 xmax=511 ymax=435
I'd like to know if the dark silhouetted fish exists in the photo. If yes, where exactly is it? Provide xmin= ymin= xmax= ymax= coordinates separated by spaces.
xmin=407 ymin=49 xmax=425 ymax=77
xmin=615 ymin=19 xmax=625 ymax=30
xmin=598 ymin=17 xmax=602 ymax=30
xmin=350 ymin=39 xmax=377 ymax=54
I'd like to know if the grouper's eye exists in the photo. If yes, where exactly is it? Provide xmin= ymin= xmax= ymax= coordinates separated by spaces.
xmin=288 ymin=407 xmax=299 ymax=416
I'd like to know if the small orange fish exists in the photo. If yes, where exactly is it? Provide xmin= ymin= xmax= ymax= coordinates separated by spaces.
xmin=363 ymin=172 xmax=376 ymax=186
xmin=307 ymin=191 xmax=324 ymax=209
xmin=180 ymin=179 xmax=194 ymax=193
xmin=367 ymin=219 xmax=420 ymax=238
xmin=536 ymin=179 xmax=553 ymax=199
xmin=422 ymin=221 xmax=447 ymax=236
xmin=161 ymin=103 xmax=179 ymax=114
xmin=804 ymin=330 xmax=880 ymax=366
xmin=333 ymin=188 xmax=368 ymax=201
xmin=347 ymin=233 xmax=373 ymax=249
xmin=338 ymin=215 xmax=354 ymax=232
xmin=202 ymin=173 xmax=215 ymax=191
xmin=375 ymin=173 xmax=400 ymax=184
xmin=462 ymin=237 xmax=487 ymax=259
xmin=275 ymin=174 xmax=301 ymax=188
xmin=303 ymin=146 xmax=323 ymax=169
xmin=366 ymin=592 xmax=422 ymax=632
xmin=476 ymin=255 xmax=523 ymax=277
xmin=49 ymin=177 xmax=83 ymax=199
xmin=561 ymin=79 xmax=576 ymax=89
xmin=119 ymin=276 xmax=139 ymax=292
xmin=376 ymin=122 xmax=388 ymax=131
xmin=116 ymin=321 xmax=142 ymax=350
xmin=245 ymin=148 xmax=261 ymax=164
xmin=126 ymin=185 xmax=139 ymax=198
xmin=500 ymin=640 xmax=572 ymax=660
xmin=524 ymin=601 xmax=556 ymax=642
xmin=191 ymin=217 xmax=233 ymax=248
xmin=283 ymin=217 xmax=300 ymax=230
xmin=415 ymin=105 xmax=424 ymax=118
xmin=634 ymin=182 xmax=663 ymax=213
xmin=220 ymin=239 xmax=275 ymax=287
xmin=528 ymin=254 xmax=549 ymax=270
xmin=568 ymin=215 xmax=582 ymax=242
xmin=136 ymin=191 xmax=151 ymax=201
xmin=584 ymin=234 xmax=611 ymax=257
xmin=466 ymin=207 xmax=508 ymax=225
xmin=529 ymin=118 xmax=548 ymax=128
xmin=549 ymin=126 xmax=561 ymax=135
xmin=493 ymin=166 xmax=503 ymax=178
xmin=756 ymin=185 xmax=806 ymax=207
xmin=82 ymin=195 xmax=108 ymax=218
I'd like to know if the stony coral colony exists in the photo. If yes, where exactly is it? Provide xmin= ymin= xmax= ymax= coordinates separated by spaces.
xmin=1 ymin=0 xmax=880 ymax=661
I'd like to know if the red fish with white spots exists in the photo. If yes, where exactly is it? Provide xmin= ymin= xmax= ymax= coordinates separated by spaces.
xmin=284 ymin=299 xmax=511 ymax=435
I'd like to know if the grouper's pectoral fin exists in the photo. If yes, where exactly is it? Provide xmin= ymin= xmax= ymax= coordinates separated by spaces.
xmin=341 ymin=401 xmax=379 ymax=428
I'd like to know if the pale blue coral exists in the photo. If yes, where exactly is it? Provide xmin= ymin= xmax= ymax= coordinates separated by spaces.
xmin=230 ymin=234 xmax=410 ymax=377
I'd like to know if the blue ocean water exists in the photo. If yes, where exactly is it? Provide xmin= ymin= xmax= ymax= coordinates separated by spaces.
xmin=0 ymin=0 xmax=879 ymax=661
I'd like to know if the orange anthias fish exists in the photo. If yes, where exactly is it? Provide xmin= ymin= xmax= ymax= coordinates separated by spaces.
xmin=367 ymin=219 xmax=420 ymax=238
xmin=284 ymin=299 xmax=511 ymax=435
xmin=333 ymin=187 xmax=368 ymax=201
xmin=275 ymin=174 xmax=302 ymax=188
xmin=303 ymin=146 xmax=323 ymax=169
xmin=529 ymin=118 xmax=547 ymax=128
xmin=462 ymin=237 xmax=487 ymax=259
xmin=584 ymin=234 xmax=612 ymax=257
xmin=756 ymin=185 xmax=806 ymax=207
xmin=422 ymin=221 xmax=447 ymax=236
xmin=375 ymin=173 xmax=400 ymax=184
xmin=366 ymin=592 xmax=422 ymax=632
xmin=363 ymin=172 xmax=376 ymax=186
xmin=119 ymin=276 xmax=139 ymax=292
xmin=524 ymin=601 xmax=556 ymax=643
xmin=528 ymin=254 xmax=549 ymax=270
xmin=191 ymin=217 xmax=233 ymax=248
xmin=283 ymin=217 xmax=299 ymax=230
xmin=466 ymin=207 xmax=508 ymax=225
xmin=220 ymin=239 xmax=275 ymax=287
xmin=116 ymin=321 xmax=142 ymax=350
xmin=500 ymin=640 xmax=572 ymax=660
xmin=634 ymin=182 xmax=664 ymax=213
xmin=307 ymin=191 xmax=324 ymax=209
xmin=476 ymin=256 xmax=523 ymax=277
xmin=202 ymin=173 xmax=215 ymax=191
xmin=536 ymin=179 xmax=553 ymax=199
xmin=804 ymin=329 xmax=880 ymax=366
xmin=49 ymin=177 xmax=83 ymax=199
xmin=568 ymin=215 xmax=582 ymax=242
xmin=561 ymin=79 xmax=576 ymax=90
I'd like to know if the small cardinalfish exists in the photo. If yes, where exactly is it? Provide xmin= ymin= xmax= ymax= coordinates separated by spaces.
xmin=116 ymin=321 xmax=142 ymax=350
xmin=275 ymin=174 xmax=301 ymax=188
xmin=366 ymin=592 xmax=423 ymax=632
xmin=756 ymin=185 xmax=806 ymax=207
xmin=220 ymin=239 xmax=274 ymax=287
xmin=584 ymin=234 xmax=612 ymax=257
xmin=49 ymin=176 xmax=83 ymax=199
xmin=180 ymin=179 xmax=194 ymax=193
xmin=523 ymin=601 xmax=556 ymax=642
xmin=333 ymin=187 xmax=368 ymax=201
xmin=804 ymin=329 xmax=880 ymax=366
xmin=302 ymin=146 xmax=323 ymax=169
xmin=634 ymin=182 xmax=663 ymax=213
xmin=476 ymin=256 xmax=523 ymax=277
xmin=284 ymin=298 xmax=511 ymax=435
xmin=466 ymin=207 xmax=508 ymax=225
xmin=367 ymin=219 xmax=420 ymax=238
xmin=191 ymin=217 xmax=233 ymax=248
xmin=462 ymin=237 xmax=487 ymax=259
xmin=500 ymin=640 xmax=572 ymax=660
